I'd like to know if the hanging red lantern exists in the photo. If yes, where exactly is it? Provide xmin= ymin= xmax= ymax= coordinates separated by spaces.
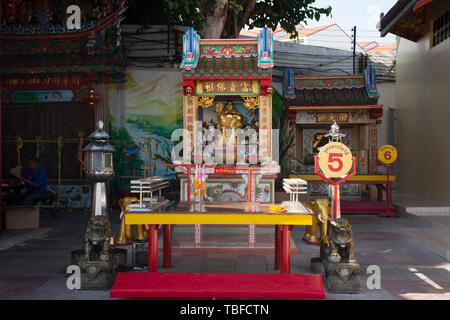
xmin=370 ymin=108 xmax=383 ymax=119
xmin=86 ymin=88 xmax=100 ymax=110
xmin=266 ymin=87 xmax=274 ymax=96
xmin=184 ymin=86 xmax=193 ymax=96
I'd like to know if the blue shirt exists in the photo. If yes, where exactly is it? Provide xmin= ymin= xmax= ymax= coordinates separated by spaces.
xmin=22 ymin=167 xmax=47 ymax=196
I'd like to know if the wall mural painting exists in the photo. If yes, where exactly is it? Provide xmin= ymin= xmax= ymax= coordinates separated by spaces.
xmin=47 ymin=185 xmax=91 ymax=209
xmin=109 ymin=70 xmax=184 ymax=193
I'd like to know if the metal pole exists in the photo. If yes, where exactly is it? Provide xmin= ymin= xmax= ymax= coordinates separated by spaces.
xmin=353 ymin=26 xmax=357 ymax=74
xmin=333 ymin=184 xmax=338 ymax=220
xmin=167 ymin=1 xmax=171 ymax=54
xmin=0 ymin=63 xmax=2 ymax=236
xmin=0 ymin=2 xmax=2 ymax=234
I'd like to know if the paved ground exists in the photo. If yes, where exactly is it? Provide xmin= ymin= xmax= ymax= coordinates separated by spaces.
xmin=0 ymin=208 xmax=449 ymax=300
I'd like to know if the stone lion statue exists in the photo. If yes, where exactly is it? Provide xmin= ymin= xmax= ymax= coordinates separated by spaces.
xmin=83 ymin=215 xmax=112 ymax=262
xmin=326 ymin=218 xmax=357 ymax=264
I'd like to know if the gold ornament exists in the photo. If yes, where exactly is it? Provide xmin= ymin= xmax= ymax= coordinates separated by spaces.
xmin=242 ymin=96 xmax=259 ymax=109
xmin=197 ymin=95 xmax=215 ymax=108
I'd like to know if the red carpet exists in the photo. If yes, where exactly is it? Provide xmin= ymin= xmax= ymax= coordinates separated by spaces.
xmin=110 ymin=272 xmax=326 ymax=299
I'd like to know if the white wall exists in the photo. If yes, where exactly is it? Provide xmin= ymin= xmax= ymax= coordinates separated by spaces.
xmin=395 ymin=0 xmax=450 ymax=203
xmin=377 ymin=82 xmax=396 ymax=148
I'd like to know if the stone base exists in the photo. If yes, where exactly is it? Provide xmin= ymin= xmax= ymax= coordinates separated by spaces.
xmin=71 ymin=248 xmax=128 ymax=273
xmin=324 ymin=274 xmax=360 ymax=294
xmin=71 ymin=248 xmax=128 ymax=290
xmin=323 ymin=261 xmax=361 ymax=294
xmin=78 ymin=260 xmax=114 ymax=290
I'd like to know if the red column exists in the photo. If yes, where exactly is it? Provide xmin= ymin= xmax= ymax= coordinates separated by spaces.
xmin=148 ymin=225 xmax=159 ymax=272
xmin=376 ymin=184 xmax=383 ymax=202
xmin=387 ymin=182 xmax=393 ymax=209
xmin=186 ymin=165 xmax=191 ymax=202
xmin=247 ymin=170 xmax=252 ymax=203
xmin=380 ymin=165 xmax=398 ymax=218
xmin=274 ymin=225 xmax=281 ymax=269
xmin=280 ymin=226 xmax=291 ymax=274
xmin=163 ymin=225 xmax=172 ymax=268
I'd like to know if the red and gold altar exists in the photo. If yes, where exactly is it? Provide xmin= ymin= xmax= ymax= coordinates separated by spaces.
xmin=177 ymin=27 xmax=279 ymax=202
xmin=283 ymin=67 xmax=395 ymax=213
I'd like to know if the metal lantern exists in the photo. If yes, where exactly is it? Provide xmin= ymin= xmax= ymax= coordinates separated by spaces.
xmin=83 ymin=120 xmax=115 ymax=216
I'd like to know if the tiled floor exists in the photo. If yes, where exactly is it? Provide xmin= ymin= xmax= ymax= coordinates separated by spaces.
xmin=0 ymin=208 xmax=449 ymax=300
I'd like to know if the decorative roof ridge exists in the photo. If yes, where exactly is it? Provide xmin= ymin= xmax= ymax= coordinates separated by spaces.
xmin=195 ymin=54 xmax=257 ymax=59
xmin=181 ymin=26 xmax=273 ymax=71
xmin=200 ymin=39 xmax=257 ymax=43
xmin=379 ymin=0 xmax=414 ymax=36
xmin=0 ymin=0 xmax=127 ymax=40
xmin=294 ymin=74 xmax=364 ymax=80
xmin=286 ymin=67 xmax=379 ymax=101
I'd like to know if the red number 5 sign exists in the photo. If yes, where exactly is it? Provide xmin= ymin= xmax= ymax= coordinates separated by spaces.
xmin=315 ymin=142 xmax=356 ymax=220
xmin=317 ymin=142 xmax=353 ymax=178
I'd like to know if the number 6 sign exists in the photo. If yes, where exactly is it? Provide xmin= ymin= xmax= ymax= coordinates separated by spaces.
xmin=317 ymin=142 xmax=353 ymax=178
xmin=378 ymin=145 xmax=398 ymax=165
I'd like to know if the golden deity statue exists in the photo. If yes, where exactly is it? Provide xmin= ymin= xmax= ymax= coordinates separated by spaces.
xmin=216 ymin=102 xmax=244 ymax=131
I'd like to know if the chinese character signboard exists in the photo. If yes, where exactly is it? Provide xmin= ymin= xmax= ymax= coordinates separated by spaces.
xmin=197 ymin=80 xmax=258 ymax=95
xmin=3 ymin=74 xmax=85 ymax=90
xmin=316 ymin=112 xmax=349 ymax=123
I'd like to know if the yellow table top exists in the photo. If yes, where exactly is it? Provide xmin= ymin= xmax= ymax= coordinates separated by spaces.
xmin=124 ymin=201 xmax=312 ymax=226
xmin=125 ymin=212 xmax=312 ymax=226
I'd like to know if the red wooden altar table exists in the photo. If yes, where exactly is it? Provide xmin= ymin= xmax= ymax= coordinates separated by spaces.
xmin=124 ymin=201 xmax=311 ymax=274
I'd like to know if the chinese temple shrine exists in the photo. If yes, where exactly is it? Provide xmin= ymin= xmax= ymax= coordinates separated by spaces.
xmin=284 ymin=67 xmax=394 ymax=206
xmin=177 ymin=27 xmax=279 ymax=202
xmin=0 ymin=0 xmax=127 ymax=204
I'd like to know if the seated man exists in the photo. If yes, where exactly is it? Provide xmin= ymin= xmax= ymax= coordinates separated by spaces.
xmin=16 ymin=158 xmax=48 ymax=205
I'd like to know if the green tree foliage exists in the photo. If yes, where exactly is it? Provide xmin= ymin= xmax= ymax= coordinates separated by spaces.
xmin=126 ymin=0 xmax=331 ymax=38
xmin=272 ymin=89 xmax=295 ymax=181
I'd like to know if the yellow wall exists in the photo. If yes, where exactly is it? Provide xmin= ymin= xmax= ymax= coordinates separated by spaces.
xmin=395 ymin=0 xmax=450 ymax=203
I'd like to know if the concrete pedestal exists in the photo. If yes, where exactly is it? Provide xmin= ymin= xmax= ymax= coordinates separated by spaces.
xmin=78 ymin=260 xmax=114 ymax=290
xmin=70 ymin=248 xmax=128 ymax=290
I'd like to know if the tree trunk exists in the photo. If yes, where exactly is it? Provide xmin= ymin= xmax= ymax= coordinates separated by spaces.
xmin=233 ymin=0 xmax=257 ymax=38
xmin=221 ymin=0 xmax=257 ymax=38
xmin=200 ymin=0 xmax=229 ymax=39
